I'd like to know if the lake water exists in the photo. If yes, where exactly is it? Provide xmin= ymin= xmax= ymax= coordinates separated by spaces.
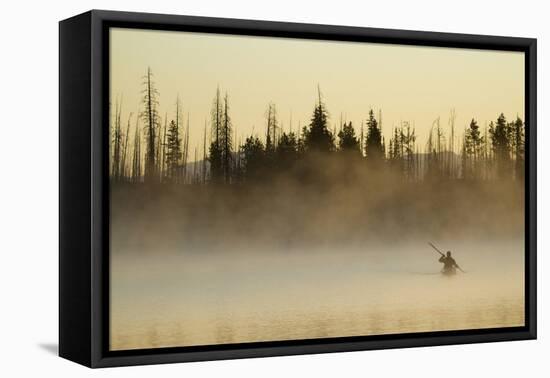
xmin=110 ymin=240 xmax=524 ymax=350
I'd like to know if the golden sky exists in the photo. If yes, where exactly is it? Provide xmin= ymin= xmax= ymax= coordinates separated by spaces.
xmin=110 ymin=27 xmax=524 ymax=160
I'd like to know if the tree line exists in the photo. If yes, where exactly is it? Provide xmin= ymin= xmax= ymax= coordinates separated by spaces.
xmin=110 ymin=67 xmax=526 ymax=185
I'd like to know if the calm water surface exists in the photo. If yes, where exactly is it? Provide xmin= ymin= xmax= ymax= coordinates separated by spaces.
xmin=110 ymin=241 xmax=524 ymax=350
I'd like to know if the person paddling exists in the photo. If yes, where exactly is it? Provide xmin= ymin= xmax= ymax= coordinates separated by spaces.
xmin=438 ymin=251 xmax=460 ymax=275
xmin=428 ymin=242 xmax=466 ymax=274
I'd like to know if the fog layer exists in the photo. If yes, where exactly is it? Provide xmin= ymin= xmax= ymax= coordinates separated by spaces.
xmin=110 ymin=164 xmax=525 ymax=350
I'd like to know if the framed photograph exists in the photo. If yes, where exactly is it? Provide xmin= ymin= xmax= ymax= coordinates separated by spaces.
xmin=59 ymin=10 xmax=536 ymax=368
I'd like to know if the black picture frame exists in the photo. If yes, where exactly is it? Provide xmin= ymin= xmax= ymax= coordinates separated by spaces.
xmin=59 ymin=9 xmax=537 ymax=368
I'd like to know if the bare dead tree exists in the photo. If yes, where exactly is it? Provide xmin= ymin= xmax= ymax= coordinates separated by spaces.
xmin=111 ymin=97 xmax=123 ymax=180
xmin=120 ymin=112 xmax=132 ymax=180
xmin=222 ymin=93 xmax=233 ymax=183
xmin=140 ymin=67 xmax=160 ymax=182
xmin=160 ymin=115 xmax=167 ymax=181
xmin=182 ymin=114 xmax=190 ymax=184
xmin=202 ymin=120 xmax=207 ymax=184
xmin=131 ymin=116 xmax=142 ymax=183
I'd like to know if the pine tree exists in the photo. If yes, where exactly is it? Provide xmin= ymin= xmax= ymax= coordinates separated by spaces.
xmin=277 ymin=131 xmax=298 ymax=168
xmin=463 ymin=118 xmax=485 ymax=179
xmin=511 ymin=116 xmax=525 ymax=179
xmin=304 ymin=87 xmax=334 ymax=152
xmin=337 ymin=121 xmax=360 ymax=154
xmin=489 ymin=113 xmax=511 ymax=179
xmin=165 ymin=120 xmax=182 ymax=181
xmin=242 ymin=136 xmax=265 ymax=181
xmin=364 ymin=109 xmax=383 ymax=161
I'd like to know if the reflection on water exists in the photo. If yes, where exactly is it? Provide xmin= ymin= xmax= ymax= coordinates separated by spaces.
xmin=110 ymin=241 xmax=524 ymax=350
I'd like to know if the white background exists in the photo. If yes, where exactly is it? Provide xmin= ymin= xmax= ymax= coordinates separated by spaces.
xmin=0 ymin=0 xmax=546 ymax=376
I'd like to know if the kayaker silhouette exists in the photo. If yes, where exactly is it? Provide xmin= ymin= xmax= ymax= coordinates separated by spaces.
xmin=439 ymin=251 xmax=459 ymax=275
xmin=428 ymin=242 xmax=466 ymax=275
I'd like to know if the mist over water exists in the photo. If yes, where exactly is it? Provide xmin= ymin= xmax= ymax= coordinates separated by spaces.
xmin=110 ymin=237 xmax=524 ymax=350
xmin=109 ymin=158 xmax=525 ymax=350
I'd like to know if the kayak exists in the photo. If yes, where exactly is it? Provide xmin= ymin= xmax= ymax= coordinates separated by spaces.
xmin=441 ymin=268 xmax=457 ymax=276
